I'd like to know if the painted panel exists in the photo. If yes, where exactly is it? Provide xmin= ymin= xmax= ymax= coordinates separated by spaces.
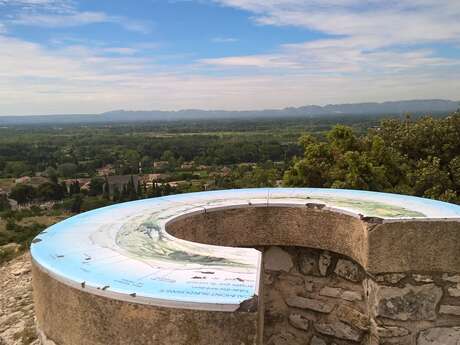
xmin=31 ymin=188 xmax=460 ymax=310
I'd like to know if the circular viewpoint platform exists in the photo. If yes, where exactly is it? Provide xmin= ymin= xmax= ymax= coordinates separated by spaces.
xmin=30 ymin=188 xmax=460 ymax=345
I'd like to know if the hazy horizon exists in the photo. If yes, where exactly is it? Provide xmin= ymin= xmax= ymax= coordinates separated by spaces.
xmin=0 ymin=98 xmax=457 ymax=117
xmin=1 ymin=0 xmax=459 ymax=115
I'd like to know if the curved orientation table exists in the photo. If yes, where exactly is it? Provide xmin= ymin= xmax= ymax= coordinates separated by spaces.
xmin=30 ymin=188 xmax=460 ymax=345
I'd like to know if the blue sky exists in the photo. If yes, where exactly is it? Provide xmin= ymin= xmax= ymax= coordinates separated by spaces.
xmin=0 ymin=0 xmax=459 ymax=115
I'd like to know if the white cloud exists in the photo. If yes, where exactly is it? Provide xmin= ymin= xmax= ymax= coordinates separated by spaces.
xmin=1 ymin=0 xmax=152 ymax=33
xmin=0 ymin=0 xmax=75 ymax=15
xmin=0 ymin=30 xmax=459 ymax=115
xmin=213 ymin=0 xmax=460 ymax=48
xmin=201 ymin=0 xmax=460 ymax=95
xmin=101 ymin=47 xmax=138 ymax=55
xmin=10 ymin=12 xmax=151 ymax=33
xmin=0 ymin=0 xmax=459 ymax=114
xmin=200 ymin=54 xmax=300 ymax=68
xmin=12 ymin=11 xmax=109 ymax=27
xmin=211 ymin=37 xmax=239 ymax=43
xmin=201 ymin=37 xmax=460 ymax=76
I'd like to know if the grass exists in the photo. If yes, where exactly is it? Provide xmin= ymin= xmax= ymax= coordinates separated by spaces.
xmin=18 ymin=214 xmax=69 ymax=227
xmin=0 ymin=244 xmax=20 ymax=264
xmin=0 ymin=209 xmax=71 ymax=264
xmin=0 ymin=178 xmax=15 ymax=193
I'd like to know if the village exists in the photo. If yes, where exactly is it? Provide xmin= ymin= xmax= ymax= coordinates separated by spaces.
xmin=0 ymin=159 xmax=285 ymax=212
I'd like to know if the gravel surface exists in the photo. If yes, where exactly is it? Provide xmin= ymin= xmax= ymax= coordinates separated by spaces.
xmin=0 ymin=253 xmax=39 ymax=345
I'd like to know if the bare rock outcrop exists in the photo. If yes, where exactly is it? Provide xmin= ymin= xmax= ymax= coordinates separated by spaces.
xmin=0 ymin=253 xmax=38 ymax=345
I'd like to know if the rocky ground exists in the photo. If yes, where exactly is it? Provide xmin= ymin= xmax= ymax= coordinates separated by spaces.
xmin=0 ymin=253 xmax=39 ymax=345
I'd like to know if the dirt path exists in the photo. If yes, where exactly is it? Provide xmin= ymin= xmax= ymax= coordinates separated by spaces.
xmin=0 ymin=253 xmax=39 ymax=345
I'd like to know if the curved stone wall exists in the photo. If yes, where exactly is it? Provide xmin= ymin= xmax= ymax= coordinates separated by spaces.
xmin=32 ymin=262 xmax=260 ymax=345
xmin=166 ymin=206 xmax=369 ymax=267
xmin=368 ymin=220 xmax=460 ymax=273
xmin=167 ymin=206 xmax=460 ymax=344
xmin=30 ymin=188 xmax=460 ymax=345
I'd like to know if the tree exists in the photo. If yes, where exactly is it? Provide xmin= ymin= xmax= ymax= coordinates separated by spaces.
xmin=284 ymin=141 xmax=333 ymax=187
xmin=123 ymin=149 xmax=141 ymax=173
xmin=70 ymin=194 xmax=84 ymax=213
xmin=284 ymin=113 xmax=460 ymax=204
xmin=80 ymin=196 xmax=111 ymax=212
xmin=58 ymin=163 xmax=78 ymax=178
xmin=5 ymin=161 xmax=31 ymax=177
xmin=102 ymin=176 xmax=110 ymax=200
xmin=88 ymin=177 xmax=104 ymax=196
xmin=449 ymin=156 xmax=460 ymax=191
xmin=69 ymin=180 xmax=81 ymax=195
xmin=161 ymin=150 xmax=176 ymax=169
xmin=112 ymin=186 xmax=121 ymax=202
xmin=410 ymin=157 xmax=453 ymax=201
xmin=127 ymin=175 xmax=137 ymax=201
xmin=0 ymin=194 xmax=11 ymax=211
xmin=137 ymin=181 xmax=144 ymax=198
xmin=251 ymin=165 xmax=278 ymax=187
xmin=9 ymin=184 xmax=36 ymax=204
xmin=327 ymin=125 xmax=359 ymax=153
xmin=60 ymin=181 xmax=68 ymax=198
xmin=121 ymin=184 xmax=128 ymax=200
xmin=45 ymin=167 xmax=59 ymax=184
xmin=37 ymin=182 xmax=65 ymax=201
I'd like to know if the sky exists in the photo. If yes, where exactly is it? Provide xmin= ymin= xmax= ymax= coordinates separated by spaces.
xmin=0 ymin=0 xmax=459 ymax=115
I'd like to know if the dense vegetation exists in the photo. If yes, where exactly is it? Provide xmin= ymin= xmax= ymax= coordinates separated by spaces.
xmin=0 ymin=112 xmax=459 ymax=262
xmin=0 ymin=123 xmax=302 ymax=177
xmin=285 ymin=113 xmax=460 ymax=203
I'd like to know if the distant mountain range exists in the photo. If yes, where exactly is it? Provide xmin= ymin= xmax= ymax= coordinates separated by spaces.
xmin=0 ymin=99 xmax=458 ymax=125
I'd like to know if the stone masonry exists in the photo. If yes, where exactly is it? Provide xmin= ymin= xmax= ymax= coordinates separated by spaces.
xmin=263 ymin=246 xmax=460 ymax=345
xmin=263 ymin=246 xmax=368 ymax=345
xmin=369 ymin=271 xmax=460 ymax=345
xmin=2 ymin=248 xmax=460 ymax=345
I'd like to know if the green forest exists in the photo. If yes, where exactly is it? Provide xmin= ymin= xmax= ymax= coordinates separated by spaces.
xmin=285 ymin=113 xmax=460 ymax=204
xmin=1 ymin=112 xmax=459 ymax=261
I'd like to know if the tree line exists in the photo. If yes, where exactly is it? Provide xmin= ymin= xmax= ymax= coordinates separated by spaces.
xmin=284 ymin=112 xmax=460 ymax=204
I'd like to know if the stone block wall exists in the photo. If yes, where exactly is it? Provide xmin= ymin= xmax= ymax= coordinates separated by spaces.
xmin=262 ymin=246 xmax=369 ymax=345
xmin=369 ymin=271 xmax=460 ymax=345
xmin=262 ymin=246 xmax=460 ymax=345
xmin=167 ymin=207 xmax=460 ymax=345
